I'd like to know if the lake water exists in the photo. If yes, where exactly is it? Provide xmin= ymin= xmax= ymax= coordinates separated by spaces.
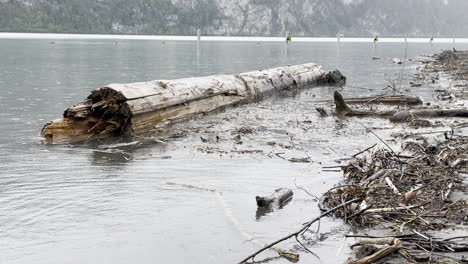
xmin=1 ymin=36 xmax=466 ymax=264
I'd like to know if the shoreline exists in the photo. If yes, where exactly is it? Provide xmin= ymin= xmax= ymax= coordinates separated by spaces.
xmin=1 ymin=32 xmax=468 ymax=43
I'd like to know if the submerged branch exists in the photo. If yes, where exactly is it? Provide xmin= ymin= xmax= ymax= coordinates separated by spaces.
xmin=238 ymin=198 xmax=362 ymax=264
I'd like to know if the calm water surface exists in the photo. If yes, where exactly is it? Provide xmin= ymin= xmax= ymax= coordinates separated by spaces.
xmin=1 ymin=38 xmax=466 ymax=264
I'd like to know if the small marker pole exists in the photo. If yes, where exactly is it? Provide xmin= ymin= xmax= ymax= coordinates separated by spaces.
xmin=197 ymin=28 xmax=201 ymax=42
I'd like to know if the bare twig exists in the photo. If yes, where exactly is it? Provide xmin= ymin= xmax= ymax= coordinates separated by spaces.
xmin=398 ymin=41 xmax=409 ymax=91
xmin=356 ymin=121 xmax=403 ymax=167
xmin=238 ymin=198 xmax=362 ymax=263
xmin=352 ymin=143 xmax=377 ymax=157
xmin=442 ymin=236 xmax=468 ymax=242
xmin=294 ymin=236 xmax=320 ymax=260
xmin=294 ymin=178 xmax=319 ymax=201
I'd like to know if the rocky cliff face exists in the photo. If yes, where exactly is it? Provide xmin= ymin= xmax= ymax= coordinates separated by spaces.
xmin=200 ymin=0 xmax=352 ymax=36
xmin=207 ymin=0 xmax=468 ymax=37
xmin=1 ymin=0 xmax=467 ymax=37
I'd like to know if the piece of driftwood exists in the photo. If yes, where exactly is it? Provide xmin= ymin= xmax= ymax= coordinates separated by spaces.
xmin=349 ymin=239 xmax=402 ymax=264
xmin=42 ymin=64 xmax=342 ymax=144
xmin=333 ymin=91 xmax=468 ymax=121
xmin=312 ymin=95 xmax=422 ymax=106
xmin=256 ymin=188 xmax=293 ymax=207
xmin=365 ymin=169 xmax=400 ymax=184
xmin=342 ymin=95 xmax=422 ymax=106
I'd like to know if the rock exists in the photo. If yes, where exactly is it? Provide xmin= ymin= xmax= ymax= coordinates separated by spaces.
xmin=392 ymin=58 xmax=403 ymax=64
xmin=389 ymin=111 xmax=411 ymax=122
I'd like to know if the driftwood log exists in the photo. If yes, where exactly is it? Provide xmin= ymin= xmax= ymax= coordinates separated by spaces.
xmin=256 ymin=188 xmax=293 ymax=207
xmin=333 ymin=91 xmax=468 ymax=121
xmin=348 ymin=238 xmax=402 ymax=264
xmin=341 ymin=95 xmax=422 ymax=106
xmin=42 ymin=64 xmax=343 ymax=144
xmin=312 ymin=95 xmax=422 ymax=106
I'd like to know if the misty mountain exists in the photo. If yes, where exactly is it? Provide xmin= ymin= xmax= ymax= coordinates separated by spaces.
xmin=0 ymin=0 xmax=466 ymax=37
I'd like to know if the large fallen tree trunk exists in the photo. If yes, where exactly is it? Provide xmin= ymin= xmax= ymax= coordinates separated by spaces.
xmin=42 ymin=63 xmax=343 ymax=144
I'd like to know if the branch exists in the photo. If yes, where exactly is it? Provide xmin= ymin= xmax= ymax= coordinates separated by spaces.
xmin=238 ymin=198 xmax=362 ymax=263
xmin=352 ymin=143 xmax=377 ymax=158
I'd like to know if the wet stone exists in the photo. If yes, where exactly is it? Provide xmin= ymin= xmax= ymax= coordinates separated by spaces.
xmin=389 ymin=111 xmax=411 ymax=123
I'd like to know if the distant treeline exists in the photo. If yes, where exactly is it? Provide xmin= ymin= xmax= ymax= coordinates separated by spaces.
xmin=0 ymin=0 xmax=223 ymax=35
xmin=1 ymin=0 xmax=468 ymax=37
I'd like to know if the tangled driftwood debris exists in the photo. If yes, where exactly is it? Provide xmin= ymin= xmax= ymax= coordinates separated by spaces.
xmin=42 ymin=64 xmax=345 ymax=144
xmin=240 ymin=140 xmax=467 ymax=263
xmin=317 ymin=80 xmax=468 ymax=262
xmin=317 ymin=133 xmax=468 ymax=263
xmin=240 ymin=49 xmax=468 ymax=262
xmin=418 ymin=50 xmax=468 ymax=100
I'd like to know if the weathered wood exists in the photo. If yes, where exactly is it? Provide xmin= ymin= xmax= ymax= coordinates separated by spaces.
xmin=349 ymin=239 xmax=402 ymax=264
xmin=333 ymin=91 xmax=468 ymax=121
xmin=335 ymin=91 xmax=353 ymax=115
xmin=42 ymin=63 xmax=334 ymax=144
xmin=342 ymin=95 xmax=422 ymax=106
xmin=256 ymin=188 xmax=293 ymax=207
xmin=365 ymin=169 xmax=400 ymax=184
xmin=312 ymin=95 xmax=422 ymax=106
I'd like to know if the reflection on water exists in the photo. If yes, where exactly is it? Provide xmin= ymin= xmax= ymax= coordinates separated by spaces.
xmin=255 ymin=197 xmax=292 ymax=221
xmin=1 ymin=38 xmax=467 ymax=264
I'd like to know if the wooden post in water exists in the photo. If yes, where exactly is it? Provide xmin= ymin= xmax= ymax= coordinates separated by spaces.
xmin=197 ymin=28 xmax=201 ymax=42
xmin=337 ymin=33 xmax=343 ymax=44
xmin=373 ymin=33 xmax=379 ymax=48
